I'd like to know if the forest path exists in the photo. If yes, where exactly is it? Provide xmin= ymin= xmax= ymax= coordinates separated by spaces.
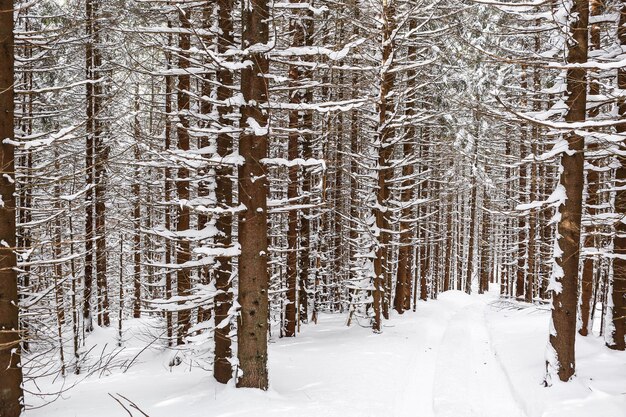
xmin=433 ymin=299 xmax=527 ymax=417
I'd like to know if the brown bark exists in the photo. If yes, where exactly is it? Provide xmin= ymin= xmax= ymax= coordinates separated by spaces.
xmin=579 ymin=0 xmax=603 ymax=336
xmin=53 ymin=154 xmax=66 ymax=375
xmin=348 ymin=3 xmax=360 ymax=285
xmin=457 ymin=195 xmax=464 ymax=292
xmin=164 ymin=30 xmax=173 ymax=346
xmin=540 ymin=157 xmax=553 ymax=299
xmin=503 ymin=128 xmax=513 ymax=296
xmin=298 ymin=133 xmax=311 ymax=323
xmin=526 ymin=175 xmax=536 ymax=302
xmin=333 ymin=69 xmax=345 ymax=313
xmin=16 ymin=30 xmax=32 ymax=351
xmin=237 ymin=0 xmax=270 ymax=389
xmin=298 ymin=7 xmax=314 ymax=323
xmin=394 ymin=18 xmax=417 ymax=313
xmin=479 ymin=195 xmax=490 ymax=294
xmin=84 ymin=0 xmax=95 ymax=333
xmin=466 ymin=172 xmax=477 ymax=294
xmin=67 ymin=208 xmax=80 ymax=373
xmin=608 ymin=0 xmax=626 ymax=351
xmin=285 ymin=0 xmax=309 ymax=337
xmin=133 ymin=93 xmax=141 ymax=318
xmin=526 ymin=131 xmax=538 ymax=302
xmin=394 ymin=154 xmax=413 ymax=312
xmin=466 ymin=123 xmax=480 ymax=295
xmin=432 ymin=181 xmax=442 ymax=299
xmin=373 ymin=0 xmax=396 ymax=331
xmin=0 ymin=2 xmax=24 ymax=412
xmin=516 ymin=69 xmax=528 ymax=300
xmin=443 ymin=192 xmax=453 ymax=292
xmin=95 ymin=145 xmax=109 ymax=327
xmin=526 ymin=39 xmax=541 ymax=303
xmin=548 ymin=0 xmax=588 ymax=382
xmin=419 ymin=129 xmax=429 ymax=300
xmin=92 ymin=0 xmax=108 ymax=327
xmin=176 ymin=9 xmax=191 ymax=345
xmin=54 ymin=184 xmax=65 ymax=324
xmin=197 ymin=4 xmax=214 ymax=325
xmin=118 ymin=237 xmax=124 ymax=347
xmin=213 ymin=0 xmax=234 ymax=383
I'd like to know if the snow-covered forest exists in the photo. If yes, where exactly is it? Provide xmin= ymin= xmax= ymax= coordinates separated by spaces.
xmin=0 ymin=0 xmax=625 ymax=416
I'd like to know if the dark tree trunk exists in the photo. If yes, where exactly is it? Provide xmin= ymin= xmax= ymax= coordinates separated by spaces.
xmin=466 ymin=181 xmax=477 ymax=295
xmin=443 ymin=192 xmax=453 ymax=292
xmin=0 ymin=2 xmax=24 ymax=412
xmin=419 ymin=129 xmax=429 ymax=301
xmin=298 ymin=7 xmax=314 ymax=324
xmin=373 ymin=0 xmax=396 ymax=331
xmin=547 ymin=0 xmax=588 ymax=383
xmin=580 ymin=0 xmax=603 ymax=336
xmin=466 ymin=129 xmax=479 ymax=295
xmin=348 ymin=1 xmax=360 ymax=288
xmin=394 ymin=18 xmax=417 ymax=313
xmin=176 ymin=9 xmax=191 ymax=345
xmin=16 ymin=17 xmax=33 ymax=353
xmin=164 ymin=27 xmax=173 ymax=346
xmin=196 ymin=2 xmax=214 ymax=325
xmin=92 ymin=0 xmax=109 ymax=327
xmin=164 ymin=110 xmax=173 ymax=336
xmin=133 ymin=92 xmax=141 ymax=319
xmin=479 ymin=194 xmax=490 ymax=294
xmin=608 ymin=0 xmax=626 ymax=351
xmin=237 ymin=0 xmax=270 ymax=389
xmin=84 ymin=0 xmax=96 ymax=333
xmin=213 ymin=0 xmax=235 ymax=383
xmin=285 ymin=0 xmax=309 ymax=336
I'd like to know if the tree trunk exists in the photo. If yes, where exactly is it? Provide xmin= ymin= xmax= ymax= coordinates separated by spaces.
xmin=237 ymin=0 xmax=270 ymax=389
xmin=54 ymin=154 xmax=66 ymax=375
xmin=16 ymin=32 xmax=32 ymax=350
xmin=197 ymin=3 xmax=214 ymax=325
xmin=213 ymin=0 xmax=235 ymax=383
xmin=419 ymin=129 xmax=429 ymax=300
xmin=176 ymin=9 xmax=191 ymax=345
xmin=526 ymin=154 xmax=537 ymax=302
xmin=298 ymin=7 xmax=314 ymax=324
xmin=580 ymin=0 xmax=603 ymax=335
xmin=68 ymin=209 xmax=80 ymax=373
xmin=93 ymin=0 xmax=109 ymax=327
xmin=547 ymin=0 xmax=588 ymax=383
xmin=133 ymin=90 xmax=142 ymax=319
xmin=516 ymin=69 xmax=528 ymax=300
xmin=348 ymin=2 xmax=360 ymax=287
xmin=164 ymin=26 xmax=173 ymax=346
xmin=443 ymin=192 xmax=453 ymax=292
xmin=333 ymin=68 xmax=345 ymax=313
xmin=0 ymin=2 xmax=24 ymax=412
xmin=479 ymin=193 xmax=490 ymax=294
xmin=373 ymin=0 xmax=396 ymax=331
xmin=608 ymin=0 xmax=626 ymax=351
xmin=285 ymin=0 xmax=309 ymax=336
xmin=84 ymin=0 xmax=96 ymax=333
xmin=466 ymin=129 xmax=479 ymax=295
xmin=394 ymin=18 xmax=417 ymax=313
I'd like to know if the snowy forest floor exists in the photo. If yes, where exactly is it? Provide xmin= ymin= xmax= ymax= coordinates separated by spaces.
xmin=25 ymin=288 xmax=626 ymax=417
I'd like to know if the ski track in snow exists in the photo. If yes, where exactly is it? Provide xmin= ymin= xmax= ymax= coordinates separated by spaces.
xmin=26 ymin=291 xmax=625 ymax=417
xmin=433 ymin=300 xmax=527 ymax=417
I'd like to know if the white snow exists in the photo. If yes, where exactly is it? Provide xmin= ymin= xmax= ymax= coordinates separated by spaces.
xmin=24 ymin=289 xmax=626 ymax=417
xmin=487 ymin=298 xmax=626 ymax=417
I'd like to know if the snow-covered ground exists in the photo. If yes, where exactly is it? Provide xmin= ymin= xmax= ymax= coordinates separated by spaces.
xmin=25 ymin=289 xmax=626 ymax=417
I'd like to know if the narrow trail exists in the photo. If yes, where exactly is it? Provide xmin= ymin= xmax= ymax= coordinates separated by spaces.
xmin=432 ymin=300 xmax=527 ymax=417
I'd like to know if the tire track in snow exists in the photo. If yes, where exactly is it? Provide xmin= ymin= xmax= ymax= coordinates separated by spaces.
xmin=432 ymin=301 xmax=527 ymax=417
